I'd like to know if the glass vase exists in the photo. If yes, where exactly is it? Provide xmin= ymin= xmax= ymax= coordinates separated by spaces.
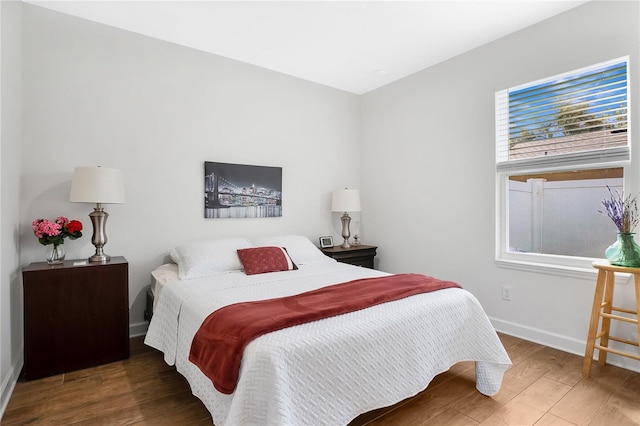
xmin=605 ymin=232 xmax=640 ymax=267
xmin=46 ymin=244 xmax=65 ymax=265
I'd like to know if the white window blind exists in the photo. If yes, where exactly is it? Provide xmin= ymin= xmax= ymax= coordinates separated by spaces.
xmin=497 ymin=58 xmax=629 ymax=173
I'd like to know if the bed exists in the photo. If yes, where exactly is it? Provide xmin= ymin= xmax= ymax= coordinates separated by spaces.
xmin=144 ymin=235 xmax=511 ymax=425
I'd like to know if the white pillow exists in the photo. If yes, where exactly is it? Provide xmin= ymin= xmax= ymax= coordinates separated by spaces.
xmin=251 ymin=235 xmax=334 ymax=265
xmin=169 ymin=238 xmax=253 ymax=279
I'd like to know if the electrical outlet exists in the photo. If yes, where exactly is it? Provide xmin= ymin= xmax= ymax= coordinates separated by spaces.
xmin=502 ymin=285 xmax=512 ymax=301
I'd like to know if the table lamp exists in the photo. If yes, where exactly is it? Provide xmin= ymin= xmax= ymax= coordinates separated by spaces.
xmin=69 ymin=166 xmax=124 ymax=262
xmin=331 ymin=188 xmax=361 ymax=248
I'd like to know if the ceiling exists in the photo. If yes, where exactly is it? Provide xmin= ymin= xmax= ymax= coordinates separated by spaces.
xmin=24 ymin=0 xmax=588 ymax=94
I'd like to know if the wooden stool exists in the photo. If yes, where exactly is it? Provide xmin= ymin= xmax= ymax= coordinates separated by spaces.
xmin=583 ymin=260 xmax=640 ymax=377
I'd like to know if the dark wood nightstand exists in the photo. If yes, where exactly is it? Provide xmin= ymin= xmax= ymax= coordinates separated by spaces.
xmin=22 ymin=257 xmax=129 ymax=380
xmin=321 ymin=245 xmax=377 ymax=269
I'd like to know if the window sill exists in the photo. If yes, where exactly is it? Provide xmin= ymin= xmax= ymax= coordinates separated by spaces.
xmin=495 ymin=258 xmax=632 ymax=285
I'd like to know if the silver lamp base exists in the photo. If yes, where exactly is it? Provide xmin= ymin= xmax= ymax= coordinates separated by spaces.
xmin=340 ymin=212 xmax=352 ymax=248
xmin=88 ymin=204 xmax=111 ymax=263
xmin=89 ymin=252 xmax=110 ymax=263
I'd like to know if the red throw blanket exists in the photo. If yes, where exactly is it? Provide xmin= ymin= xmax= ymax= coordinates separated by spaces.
xmin=189 ymin=273 xmax=461 ymax=394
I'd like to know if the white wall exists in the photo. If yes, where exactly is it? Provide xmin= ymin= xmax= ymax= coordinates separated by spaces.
xmin=0 ymin=0 xmax=23 ymax=416
xmin=18 ymin=4 xmax=360 ymax=351
xmin=361 ymin=1 xmax=640 ymax=371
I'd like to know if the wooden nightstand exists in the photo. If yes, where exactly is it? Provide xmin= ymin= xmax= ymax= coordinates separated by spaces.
xmin=22 ymin=257 xmax=129 ymax=380
xmin=321 ymin=245 xmax=377 ymax=269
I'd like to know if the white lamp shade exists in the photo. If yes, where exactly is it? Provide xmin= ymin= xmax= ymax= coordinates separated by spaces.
xmin=331 ymin=188 xmax=361 ymax=212
xmin=69 ymin=166 xmax=125 ymax=204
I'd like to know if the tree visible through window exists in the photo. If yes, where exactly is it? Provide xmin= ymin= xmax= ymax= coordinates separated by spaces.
xmin=496 ymin=57 xmax=630 ymax=263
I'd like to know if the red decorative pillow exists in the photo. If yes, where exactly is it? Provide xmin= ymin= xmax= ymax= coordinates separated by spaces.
xmin=237 ymin=246 xmax=298 ymax=275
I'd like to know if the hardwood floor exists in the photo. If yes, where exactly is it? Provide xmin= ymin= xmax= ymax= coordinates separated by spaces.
xmin=3 ymin=333 xmax=639 ymax=425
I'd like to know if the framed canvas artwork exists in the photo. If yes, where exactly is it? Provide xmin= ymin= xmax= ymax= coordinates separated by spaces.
xmin=204 ymin=161 xmax=282 ymax=219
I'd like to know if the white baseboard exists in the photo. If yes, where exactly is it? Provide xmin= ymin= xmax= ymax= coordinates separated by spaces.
xmin=130 ymin=321 xmax=149 ymax=338
xmin=0 ymin=348 xmax=23 ymax=421
xmin=490 ymin=317 xmax=640 ymax=374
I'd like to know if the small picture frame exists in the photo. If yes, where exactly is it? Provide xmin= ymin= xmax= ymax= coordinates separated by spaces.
xmin=319 ymin=236 xmax=334 ymax=248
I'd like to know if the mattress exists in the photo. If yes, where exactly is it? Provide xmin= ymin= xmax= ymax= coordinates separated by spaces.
xmin=144 ymin=261 xmax=511 ymax=425
xmin=149 ymin=263 xmax=179 ymax=311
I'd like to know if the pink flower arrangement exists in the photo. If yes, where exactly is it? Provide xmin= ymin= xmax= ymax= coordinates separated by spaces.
xmin=32 ymin=216 xmax=83 ymax=246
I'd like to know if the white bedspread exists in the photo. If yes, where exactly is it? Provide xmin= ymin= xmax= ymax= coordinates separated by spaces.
xmin=145 ymin=262 xmax=511 ymax=426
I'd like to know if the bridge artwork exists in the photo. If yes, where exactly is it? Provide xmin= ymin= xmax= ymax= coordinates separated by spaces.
xmin=204 ymin=161 xmax=282 ymax=219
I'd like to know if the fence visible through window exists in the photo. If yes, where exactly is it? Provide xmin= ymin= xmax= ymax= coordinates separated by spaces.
xmin=508 ymin=169 xmax=623 ymax=258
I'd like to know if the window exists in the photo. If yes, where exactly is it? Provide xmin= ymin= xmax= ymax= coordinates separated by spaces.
xmin=495 ymin=57 xmax=630 ymax=271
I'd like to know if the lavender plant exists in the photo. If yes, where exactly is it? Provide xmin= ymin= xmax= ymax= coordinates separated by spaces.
xmin=600 ymin=186 xmax=639 ymax=233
